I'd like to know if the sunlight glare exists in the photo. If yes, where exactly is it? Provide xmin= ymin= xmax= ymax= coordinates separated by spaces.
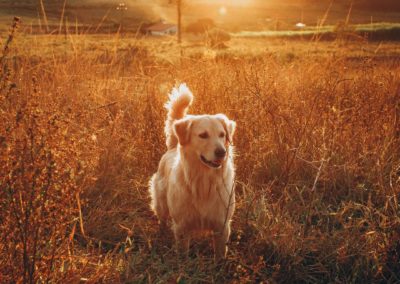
xmin=219 ymin=6 xmax=227 ymax=16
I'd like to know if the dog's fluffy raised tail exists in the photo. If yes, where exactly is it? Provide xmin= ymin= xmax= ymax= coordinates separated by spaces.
xmin=165 ymin=83 xmax=193 ymax=149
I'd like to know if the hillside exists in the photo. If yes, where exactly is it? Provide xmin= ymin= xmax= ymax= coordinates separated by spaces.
xmin=0 ymin=0 xmax=399 ymax=34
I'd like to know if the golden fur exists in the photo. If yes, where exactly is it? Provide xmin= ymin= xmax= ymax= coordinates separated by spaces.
xmin=149 ymin=83 xmax=236 ymax=260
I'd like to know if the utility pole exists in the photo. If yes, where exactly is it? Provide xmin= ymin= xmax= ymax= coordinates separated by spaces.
xmin=177 ymin=0 xmax=182 ymax=43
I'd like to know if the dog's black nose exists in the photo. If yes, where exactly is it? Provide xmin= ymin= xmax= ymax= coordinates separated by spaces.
xmin=215 ymin=148 xmax=226 ymax=159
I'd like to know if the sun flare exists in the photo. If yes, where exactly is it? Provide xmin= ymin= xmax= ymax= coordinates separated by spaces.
xmin=219 ymin=6 xmax=227 ymax=16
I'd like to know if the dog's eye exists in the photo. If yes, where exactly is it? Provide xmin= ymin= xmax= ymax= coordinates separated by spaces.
xmin=199 ymin=132 xmax=209 ymax=139
xmin=219 ymin=132 xmax=225 ymax=138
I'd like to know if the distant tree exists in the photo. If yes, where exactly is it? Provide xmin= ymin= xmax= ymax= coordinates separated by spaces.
xmin=207 ymin=29 xmax=231 ymax=49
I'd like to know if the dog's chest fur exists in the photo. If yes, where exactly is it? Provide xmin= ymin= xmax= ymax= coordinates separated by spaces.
xmin=191 ymin=172 xmax=227 ymax=212
xmin=182 ymin=162 xmax=234 ymax=229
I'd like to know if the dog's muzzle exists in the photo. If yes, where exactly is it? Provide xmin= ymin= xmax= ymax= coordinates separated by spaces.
xmin=200 ymin=155 xmax=223 ymax=169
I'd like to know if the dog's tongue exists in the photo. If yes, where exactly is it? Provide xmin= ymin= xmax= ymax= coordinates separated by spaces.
xmin=214 ymin=159 xmax=224 ymax=165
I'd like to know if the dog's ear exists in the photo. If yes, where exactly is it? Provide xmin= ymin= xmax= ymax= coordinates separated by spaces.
xmin=174 ymin=118 xmax=192 ymax=146
xmin=215 ymin=114 xmax=236 ymax=144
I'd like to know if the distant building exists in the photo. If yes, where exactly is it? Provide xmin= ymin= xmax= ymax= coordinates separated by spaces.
xmin=144 ymin=23 xmax=177 ymax=36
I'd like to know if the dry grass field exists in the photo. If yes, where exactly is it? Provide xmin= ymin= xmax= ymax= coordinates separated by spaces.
xmin=1 ymin=13 xmax=400 ymax=283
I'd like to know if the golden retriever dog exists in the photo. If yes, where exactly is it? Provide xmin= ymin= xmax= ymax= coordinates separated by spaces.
xmin=149 ymin=83 xmax=236 ymax=260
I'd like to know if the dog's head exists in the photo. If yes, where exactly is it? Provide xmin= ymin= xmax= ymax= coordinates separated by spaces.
xmin=174 ymin=114 xmax=236 ymax=169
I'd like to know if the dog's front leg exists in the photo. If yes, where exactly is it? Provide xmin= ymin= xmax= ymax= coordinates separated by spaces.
xmin=213 ymin=224 xmax=230 ymax=261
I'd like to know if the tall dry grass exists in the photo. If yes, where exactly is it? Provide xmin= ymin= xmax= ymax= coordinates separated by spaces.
xmin=1 ymin=19 xmax=399 ymax=282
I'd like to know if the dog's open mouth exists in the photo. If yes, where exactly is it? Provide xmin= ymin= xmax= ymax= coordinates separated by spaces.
xmin=200 ymin=155 xmax=223 ymax=169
